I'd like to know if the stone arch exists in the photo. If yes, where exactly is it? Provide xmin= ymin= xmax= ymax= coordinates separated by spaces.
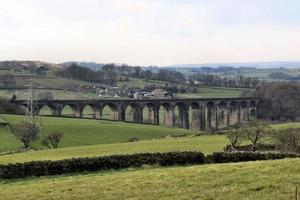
xmin=61 ymin=104 xmax=82 ymax=118
xmin=250 ymin=101 xmax=257 ymax=107
xmin=38 ymin=104 xmax=54 ymax=116
xmin=229 ymin=101 xmax=240 ymax=126
xmin=240 ymin=101 xmax=249 ymax=121
xmin=174 ymin=102 xmax=189 ymax=129
xmin=189 ymin=102 xmax=202 ymax=131
xmin=249 ymin=108 xmax=256 ymax=120
xmin=218 ymin=101 xmax=228 ymax=129
xmin=142 ymin=103 xmax=158 ymax=124
xmin=158 ymin=102 xmax=173 ymax=127
xmin=81 ymin=104 xmax=100 ymax=119
xmin=101 ymin=103 xmax=118 ymax=120
xmin=125 ymin=103 xmax=142 ymax=123
xmin=206 ymin=102 xmax=216 ymax=130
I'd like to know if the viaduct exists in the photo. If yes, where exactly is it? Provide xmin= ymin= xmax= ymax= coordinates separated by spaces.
xmin=10 ymin=97 xmax=260 ymax=131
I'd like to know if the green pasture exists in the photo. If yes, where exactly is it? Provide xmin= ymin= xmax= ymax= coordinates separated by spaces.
xmin=0 ymin=158 xmax=299 ymax=199
xmin=0 ymin=114 xmax=197 ymax=152
xmin=0 ymin=135 xmax=227 ymax=164
xmin=177 ymin=86 xmax=249 ymax=98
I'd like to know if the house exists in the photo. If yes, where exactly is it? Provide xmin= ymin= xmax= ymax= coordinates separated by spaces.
xmin=151 ymin=89 xmax=169 ymax=98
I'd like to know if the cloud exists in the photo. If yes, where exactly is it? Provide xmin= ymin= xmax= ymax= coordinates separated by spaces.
xmin=0 ymin=0 xmax=299 ymax=65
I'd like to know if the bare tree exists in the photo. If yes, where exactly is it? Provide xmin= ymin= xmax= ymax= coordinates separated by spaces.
xmin=42 ymin=132 xmax=63 ymax=149
xmin=226 ymin=128 xmax=244 ymax=150
xmin=274 ymin=128 xmax=300 ymax=153
xmin=13 ymin=122 xmax=39 ymax=149
xmin=244 ymin=121 xmax=273 ymax=151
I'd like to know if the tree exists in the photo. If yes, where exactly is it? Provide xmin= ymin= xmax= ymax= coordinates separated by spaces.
xmin=243 ymin=121 xmax=272 ymax=151
xmin=41 ymin=132 xmax=63 ymax=149
xmin=13 ymin=122 xmax=39 ymax=149
xmin=226 ymin=128 xmax=244 ymax=150
xmin=274 ymin=128 xmax=300 ymax=153
xmin=245 ymin=82 xmax=300 ymax=121
xmin=37 ymin=91 xmax=54 ymax=100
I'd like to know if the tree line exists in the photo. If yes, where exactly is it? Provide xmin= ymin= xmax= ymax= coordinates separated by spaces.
xmin=188 ymin=74 xmax=261 ymax=88
xmin=245 ymin=82 xmax=300 ymax=122
xmin=57 ymin=63 xmax=260 ymax=88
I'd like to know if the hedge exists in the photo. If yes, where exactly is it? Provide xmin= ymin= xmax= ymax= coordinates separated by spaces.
xmin=224 ymin=144 xmax=277 ymax=152
xmin=0 ymin=152 xmax=205 ymax=179
xmin=0 ymin=151 xmax=298 ymax=179
xmin=207 ymin=152 xmax=298 ymax=164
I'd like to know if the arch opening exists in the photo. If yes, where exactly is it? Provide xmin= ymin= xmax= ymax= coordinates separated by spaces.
xmin=218 ymin=101 xmax=227 ymax=129
xmin=229 ymin=101 xmax=239 ymax=126
xmin=206 ymin=102 xmax=216 ymax=130
xmin=61 ymin=105 xmax=77 ymax=117
xmin=142 ymin=104 xmax=157 ymax=124
xmin=39 ymin=105 xmax=53 ymax=116
xmin=250 ymin=108 xmax=256 ymax=120
xmin=189 ymin=102 xmax=201 ymax=131
xmin=100 ymin=104 xmax=118 ymax=120
xmin=82 ymin=105 xmax=96 ymax=118
xmin=158 ymin=103 xmax=172 ymax=127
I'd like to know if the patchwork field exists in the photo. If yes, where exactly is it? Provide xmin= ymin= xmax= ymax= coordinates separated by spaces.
xmin=0 ymin=158 xmax=299 ymax=200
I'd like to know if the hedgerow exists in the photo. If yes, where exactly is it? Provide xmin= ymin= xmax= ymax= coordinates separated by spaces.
xmin=0 ymin=151 xmax=298 ymax=179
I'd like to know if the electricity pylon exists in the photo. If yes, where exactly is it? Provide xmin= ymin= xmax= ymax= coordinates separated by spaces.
xmin=24 ymin=78 xmax=43 ymax=132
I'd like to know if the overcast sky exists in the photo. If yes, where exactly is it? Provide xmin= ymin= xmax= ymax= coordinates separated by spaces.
xmin=0 ymin=0 xmax=300 ymax=66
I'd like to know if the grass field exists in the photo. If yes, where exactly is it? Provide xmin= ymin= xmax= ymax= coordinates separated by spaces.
xmin=117 ymin=76 xmax=169 ymax=88
xmin=0 ymin=158 xmax=299 ymax=200
xmin=0 ymin=135 xmax=227 ymax=164
xmin=176 ymin=86 xmax=249 ymax=98
xmin=0 ymin=114 xmax=197 ymax=152
xmin=0 ymin=88 xmax=99 ymax=100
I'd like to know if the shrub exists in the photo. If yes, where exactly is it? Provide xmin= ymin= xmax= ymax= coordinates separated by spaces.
xmin=206 ymin=152 xmax=297 ymax=164
xmin=41 ymin=132 xmax=63 ymax=149
xmin=13 ymin=122 xmax=39 ymax=149
xmin=225 ymin=128 xmax=245 ymax=150
xmin=243 ymin=121 xmax=274 ymax=151
xmin=224 ymin=144 xmax=277 ymax=152
xmin=127 ymin=137 xmax=140 ymax=142
xmin=274 ymin=128 xmax=300 ymax=153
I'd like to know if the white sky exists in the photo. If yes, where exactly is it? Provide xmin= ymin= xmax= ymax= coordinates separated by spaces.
xmin=0 ymin=0 xmax=300 ymax=66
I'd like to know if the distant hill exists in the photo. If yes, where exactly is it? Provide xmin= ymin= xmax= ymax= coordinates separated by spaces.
xmin=62 ymin=62 xmax=104 ymax=71
xmin=0 ymin=60 xmax=60 ymax=70
xmin=166 ymin=61 xmax=300 ymax=69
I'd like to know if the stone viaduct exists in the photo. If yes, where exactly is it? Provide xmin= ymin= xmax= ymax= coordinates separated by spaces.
xmin=11 ymin=97 xmax=260 ymax=131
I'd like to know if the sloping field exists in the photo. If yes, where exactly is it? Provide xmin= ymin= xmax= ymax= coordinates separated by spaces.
xmin=176 ymin=86 xmax=249 ymax=98
xmin=0 ymin=135 xmax=226 ymax=164
xmin=0 ymin=114 xmax=197 ymax=151
xmin=0 ymin=158 xmax=299 ymax=200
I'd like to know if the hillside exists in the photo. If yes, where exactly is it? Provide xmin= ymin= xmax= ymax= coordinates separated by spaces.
xmin=0 ymin=114 xmax=198 ymax=152
xmin=0 ymin=135 xmax=226 ymax=164
xmin=0 ymin=158 xmax=299 ymax=199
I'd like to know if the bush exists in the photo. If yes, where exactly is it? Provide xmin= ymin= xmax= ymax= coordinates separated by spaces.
xmin=13 ymin=122 xmax=39 ymax=149
xmin=225 ymin=128 xmax=244 ymax=150
xmin=127 ymin=137 xmax=140 ymax=142
xmin=224 ymin=144 xmax=277 ymax=152
xmin=206 ymin=152 xmax=298 ymax=164
xmin=274 ymin=128 xmax=300 ymax=153
xmin=41 ymin=132 xmax=63 ymax=149
xmin=0 ymin=152 xmax=205 ymax=179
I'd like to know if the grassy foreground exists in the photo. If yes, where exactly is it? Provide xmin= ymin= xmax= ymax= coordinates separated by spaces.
xmin=0 ymin=114 xmax=196 ymax=151
xmin=0 ymin=135 xmax=227 ymax=164
xmin=0 ymin=158 xmax=299 ymax=200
